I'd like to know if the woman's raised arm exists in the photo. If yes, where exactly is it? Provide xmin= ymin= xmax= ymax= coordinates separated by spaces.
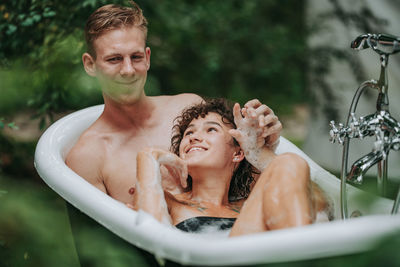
xmin=134 ymin=148 xmax=187 ymax=225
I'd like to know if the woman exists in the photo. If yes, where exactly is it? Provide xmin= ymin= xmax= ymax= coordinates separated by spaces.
xmin=133 ymin=98 xmax=330 ymax=236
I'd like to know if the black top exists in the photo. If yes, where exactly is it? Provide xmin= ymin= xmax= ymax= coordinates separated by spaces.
xmin=175 ymin=216 xmax=236 ymax=233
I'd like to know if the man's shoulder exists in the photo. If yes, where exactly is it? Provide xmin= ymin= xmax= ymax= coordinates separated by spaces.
xmin=65 ymin=128 xmax=106 ymax=166
xmin=65 ymin=126 xmax=109 ymax=193
xmin=155 ymin=93 xmax=202 ymax=108
xmin=154 ymin=93 xmax=202 ymax=103
xmin=173 ymin=93 xmax=203 ymax=102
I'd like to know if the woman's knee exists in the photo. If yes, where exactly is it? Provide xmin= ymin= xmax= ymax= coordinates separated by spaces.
xmin=269 ymin=153 xmax=309 ymax=180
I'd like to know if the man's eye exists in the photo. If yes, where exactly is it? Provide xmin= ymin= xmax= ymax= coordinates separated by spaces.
xmin=132 ymin=55 xmax=144 ymax=61
xmin=107 ymin=57 xmax=121 ymax=62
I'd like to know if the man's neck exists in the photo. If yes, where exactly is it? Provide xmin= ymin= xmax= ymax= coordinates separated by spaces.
xmin=102 ymin=93 xmax=157 ymax=130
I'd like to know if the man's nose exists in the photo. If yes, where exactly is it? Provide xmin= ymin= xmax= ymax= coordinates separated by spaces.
xmin=120 ymin=58 xmax=135 ymax=76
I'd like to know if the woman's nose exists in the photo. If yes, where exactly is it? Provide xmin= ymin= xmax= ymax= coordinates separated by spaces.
xmin=189 ymin=132 xmax=202 ymax=143
xmin=120 ymin=58 xmax=135 ymax=76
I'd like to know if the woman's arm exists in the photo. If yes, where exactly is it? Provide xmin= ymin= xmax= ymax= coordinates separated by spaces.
xmin=134 ymin=148 xmax=187 ymax=225
xmin=134 ymin=149 xmax=171 ymax=225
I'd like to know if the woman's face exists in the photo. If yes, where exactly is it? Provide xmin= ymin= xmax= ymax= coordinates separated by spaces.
xmin=178 ymin=113 xmax=240 ymax=171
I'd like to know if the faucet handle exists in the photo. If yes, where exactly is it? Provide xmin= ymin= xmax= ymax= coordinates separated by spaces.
xmin=329 ymin=120 xmax=338 ymax=143
xmin=392 ymin=137 xmax=400 ymax=151
xmin=329 ymin=120 xmax=344 ymax=144
xmin=349 ymin=113 xmax=360 ymax=138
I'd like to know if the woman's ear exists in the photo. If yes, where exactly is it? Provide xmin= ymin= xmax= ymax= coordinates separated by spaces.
xmin=232 ymin=149 xmax=245 ymax=163
xmin=82 ymin=52 xmax=96 ymax=77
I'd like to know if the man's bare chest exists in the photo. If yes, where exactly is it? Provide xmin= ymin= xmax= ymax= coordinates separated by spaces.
xmin=100 ymin=128 xmax=172 ymax=202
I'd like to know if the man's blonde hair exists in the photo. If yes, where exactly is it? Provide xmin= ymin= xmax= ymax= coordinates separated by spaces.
xmin=84 ymin=1 xmax=148 ymax=57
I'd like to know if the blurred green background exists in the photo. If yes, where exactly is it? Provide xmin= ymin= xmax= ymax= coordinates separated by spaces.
xmin=1 ymin=0 xmax=400 ymax=266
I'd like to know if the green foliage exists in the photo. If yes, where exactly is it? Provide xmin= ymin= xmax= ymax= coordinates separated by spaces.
xmin=0 ymin=0 xmax=113 ymax=126
xmin=0 ymin=118 xmax=18 ymax=130
xmin=1 ymin=0 xmax=308 ymax=129
xmin=0 ymin=174 xmax=81 ymax=267
xmin=0 ymin=0 xmax=116 ymax=65
xmin=140 ymin=0 xmax=308 ymax=113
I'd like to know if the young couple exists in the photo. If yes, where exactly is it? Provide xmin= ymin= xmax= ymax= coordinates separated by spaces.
xmin=66 ymin=2 xmax=329 ymax=237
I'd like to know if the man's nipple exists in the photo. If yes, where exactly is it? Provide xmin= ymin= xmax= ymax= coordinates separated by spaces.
xmin=128 ymin=187 xmax=135 ymax=195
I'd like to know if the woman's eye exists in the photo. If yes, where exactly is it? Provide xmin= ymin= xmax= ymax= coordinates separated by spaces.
xmin=184 ymin=130 xmax=193 ymax=136
xmin=207 ymin=127 xmax=217 ymax=132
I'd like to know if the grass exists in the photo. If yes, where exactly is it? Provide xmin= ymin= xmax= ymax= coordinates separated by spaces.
xmin=0 ymin=174 xmax=79 ymax=267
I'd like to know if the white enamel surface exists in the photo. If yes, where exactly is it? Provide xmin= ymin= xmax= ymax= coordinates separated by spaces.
xmin=34 ymin=105 xmax=400 ymax=265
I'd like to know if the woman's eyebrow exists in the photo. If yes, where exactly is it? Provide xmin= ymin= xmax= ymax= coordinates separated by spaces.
xmin=205 ymin=121 xmax=223 ymax=128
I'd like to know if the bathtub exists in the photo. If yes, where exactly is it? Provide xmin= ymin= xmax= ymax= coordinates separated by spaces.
xmin=34 ymin=104 xmax=400 ymax=265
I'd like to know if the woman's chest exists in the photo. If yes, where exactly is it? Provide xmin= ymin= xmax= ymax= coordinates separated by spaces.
xmin=170 ymin=201 xmax=242 ymax=226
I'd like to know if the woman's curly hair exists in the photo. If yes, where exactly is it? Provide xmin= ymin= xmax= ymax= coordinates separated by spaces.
xmin=170 ymin=98 xmax=258 ymax=201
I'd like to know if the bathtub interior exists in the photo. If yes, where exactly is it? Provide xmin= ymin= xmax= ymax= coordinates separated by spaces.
xmin=34 ymin=104 xmax=400 ymax=265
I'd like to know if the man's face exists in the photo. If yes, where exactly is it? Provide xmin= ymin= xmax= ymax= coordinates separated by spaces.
xmin=85 ymin=26 xmax=151 ymax=104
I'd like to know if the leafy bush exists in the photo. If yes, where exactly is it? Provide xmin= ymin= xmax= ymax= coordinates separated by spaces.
xmin=1 ymin=0 xmax=308 ymax=127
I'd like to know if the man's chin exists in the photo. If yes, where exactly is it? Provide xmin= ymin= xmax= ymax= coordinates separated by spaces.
xmin=105 ymin=92 xmax=143 ymax=105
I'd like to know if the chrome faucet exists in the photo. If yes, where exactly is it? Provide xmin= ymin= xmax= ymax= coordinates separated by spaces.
xmin=329 ymin=33 xmax=400 ymax=219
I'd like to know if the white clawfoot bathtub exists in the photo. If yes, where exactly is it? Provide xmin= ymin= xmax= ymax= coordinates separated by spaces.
xmin=34 ymin=105 xmax=400 ymax=265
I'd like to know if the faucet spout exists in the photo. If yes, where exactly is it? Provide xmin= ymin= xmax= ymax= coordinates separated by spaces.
xmin=347 ymin=150 xmax=384 ymax=184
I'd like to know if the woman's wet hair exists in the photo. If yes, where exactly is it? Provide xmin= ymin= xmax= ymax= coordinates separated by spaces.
xmin=171 ymin=98 xmax=258 ymax=201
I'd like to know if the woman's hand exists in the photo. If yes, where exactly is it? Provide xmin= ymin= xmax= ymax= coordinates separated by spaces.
xmin=158 ymin=151 xmax=188 ymax=194
xmin=242 ymin=99 xmax=282 ymax=151
xmin=229 ymin=103 xmax=277 ymax=171
xmin=142 ymin=148 xmax=188 ymax=194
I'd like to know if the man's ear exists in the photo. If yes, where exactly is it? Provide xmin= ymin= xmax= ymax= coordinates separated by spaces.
xmin=232 ymin=149 xmax=245 ymax=163
xmin=82 ymin=52 xmax=96 ymax=77
xmin=145 ymin=47 xmax=151 ymax=70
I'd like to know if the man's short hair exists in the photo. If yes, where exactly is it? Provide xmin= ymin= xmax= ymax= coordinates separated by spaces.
xmin=84 ymin=1 xmax=148 ymax=57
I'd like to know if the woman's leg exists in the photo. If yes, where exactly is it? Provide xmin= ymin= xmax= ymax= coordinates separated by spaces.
xmin=230 ymin=152 xmax=313 ymax=237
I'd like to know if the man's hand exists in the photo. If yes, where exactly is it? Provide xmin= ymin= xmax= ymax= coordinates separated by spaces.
xmin=242 ymin=99 xmax=282 ymax=151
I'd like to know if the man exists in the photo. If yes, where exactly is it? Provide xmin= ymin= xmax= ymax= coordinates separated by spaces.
xmin=66 ymin=2 xmax=282 ymax=206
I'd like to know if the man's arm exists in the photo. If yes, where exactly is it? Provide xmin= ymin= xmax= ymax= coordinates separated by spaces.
xmin=65 ymin=138 xmax=108 ymax=194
